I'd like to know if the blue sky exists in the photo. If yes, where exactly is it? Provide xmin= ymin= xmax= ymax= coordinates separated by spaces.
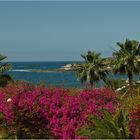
xmin=1 ymin=1 xmax=140 ymax=61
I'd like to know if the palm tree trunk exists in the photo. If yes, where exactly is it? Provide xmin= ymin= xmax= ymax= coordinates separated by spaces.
xmin=90 ymin=81 xmax=94 ymax=88
xmin=128 ymin=72 xmax=133 ymax=97
xmin=128 ymin=72 xmax=133 ymax=87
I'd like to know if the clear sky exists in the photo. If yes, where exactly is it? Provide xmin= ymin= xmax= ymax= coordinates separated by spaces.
xmin=1 ymin=1 xmax=140 ymax=61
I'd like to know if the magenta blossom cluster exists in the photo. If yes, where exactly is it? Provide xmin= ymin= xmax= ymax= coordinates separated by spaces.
xmin=130 ymin=105 xmax=140 ymax=138
xmin=0 ymin=85 xmax=117 ymax=139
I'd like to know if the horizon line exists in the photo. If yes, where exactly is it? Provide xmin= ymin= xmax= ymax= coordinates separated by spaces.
xmin=1 ymin=0 xmax=140 ymax=1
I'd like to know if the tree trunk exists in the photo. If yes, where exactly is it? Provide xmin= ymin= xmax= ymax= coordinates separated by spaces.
xmin=128 ymin=72 xmax=133 ymax=87
xmin=90 ymin=81 xmax=94 ymax=89
xmin=128 ymin=72 xmax=133 ymax=97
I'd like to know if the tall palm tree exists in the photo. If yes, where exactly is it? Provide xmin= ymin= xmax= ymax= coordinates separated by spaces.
xmin=112 ymin=39 xmax=140 ymax=86
xmin=76 ymin=51 xmax=108 ymax=87
xmin=0 ymin=54 xmax=12 ymax=87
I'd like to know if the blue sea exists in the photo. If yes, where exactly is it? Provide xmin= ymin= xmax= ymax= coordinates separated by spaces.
xmin=7 ymin=61 xmax=82 ymax=87
xmin=6 ymin=61 xmax=140 ymax=88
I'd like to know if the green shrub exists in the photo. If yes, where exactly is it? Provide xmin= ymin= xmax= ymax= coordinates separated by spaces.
xmin=77 ymin=109 xmax=131 ymax=139
xmin=105 ymin=78 xmax=126 ymax=90
xmin=0 ymin=75 xmax=13 ymax=87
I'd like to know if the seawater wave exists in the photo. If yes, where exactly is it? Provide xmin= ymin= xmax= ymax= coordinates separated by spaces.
xmin=9 ymin=69 xmax=31 ymax=72
xmin=9 ymin=69 xmax=65 ymax=73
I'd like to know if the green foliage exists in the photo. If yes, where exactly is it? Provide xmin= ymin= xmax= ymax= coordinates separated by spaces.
xmin=0 ymin=55 xmax=6 ymax=61
xmin=0 ymin=113 xmax=4 ymax=124
xmin=0 ymin=63 xmax=11 ymax=74
xmin=0 ymin=75 xmax=13 ymax=87
xmin=0 ymin=54 xmax=12 ymax=87
xmin=119 ymin=84 xmax=140 ymax=109
xmin=112 ymin=39 xmax=140 ymax=86
xmin=105 ymin=78 xmax=126 ymax=90
xmin=77 ymin=109 xmax=131 ymax=139
xmin=0 ymin=127 xmax=8 ymax=139
xmin=0 ymin=113 xmax=9 ymax=139
xmin=0 ymin=54 xmax=11 ymax=73
xmin=76 ymin=51 xmax=108 ymax=87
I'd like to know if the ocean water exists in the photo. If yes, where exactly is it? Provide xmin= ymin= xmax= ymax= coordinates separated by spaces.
xmin=7 ymin=61 xmax=82 ymax=87
xmin=6 ymin=61 xmax=140 ymax=88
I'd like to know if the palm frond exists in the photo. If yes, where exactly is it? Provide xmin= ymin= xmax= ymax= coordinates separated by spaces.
xmin=0 ymin=63 xmax=12 ymax=73
xmin=0 ymin=54 xmax=7 ymax=61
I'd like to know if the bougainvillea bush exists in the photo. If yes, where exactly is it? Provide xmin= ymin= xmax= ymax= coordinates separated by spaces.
xmin=0 ymin=82 xmax=140 ymax=139
xmin=0 ymin=82 xmax=117 ymax=139
xmin=130 ymin=105 xmax=140 ymax=139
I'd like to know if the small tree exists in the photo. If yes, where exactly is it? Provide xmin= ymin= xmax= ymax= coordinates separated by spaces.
xmin=76 ymin=51 xmax=108 ymax=88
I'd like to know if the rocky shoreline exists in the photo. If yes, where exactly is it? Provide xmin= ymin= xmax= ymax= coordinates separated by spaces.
xmin=27 ymin=63 xmax=79 ymax=73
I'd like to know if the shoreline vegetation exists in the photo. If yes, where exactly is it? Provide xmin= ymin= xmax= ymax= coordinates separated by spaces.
xmin=0 ymin=38 xmax=140 ymax=139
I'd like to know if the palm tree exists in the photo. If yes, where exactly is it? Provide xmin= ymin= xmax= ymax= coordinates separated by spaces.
xmin=112 ymin=39 xmax=140 ymax=87
xmin=0 ymin=54 xmax=12 ymax=87
xmin=76 ymin=51 xmax=108 ymax=87
xmin=0 ymin=54 xmax=11 ymax=73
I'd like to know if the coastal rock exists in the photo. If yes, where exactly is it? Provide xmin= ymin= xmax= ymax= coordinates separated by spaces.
xmin=61 ymin=63 xmax=79 ymax=71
